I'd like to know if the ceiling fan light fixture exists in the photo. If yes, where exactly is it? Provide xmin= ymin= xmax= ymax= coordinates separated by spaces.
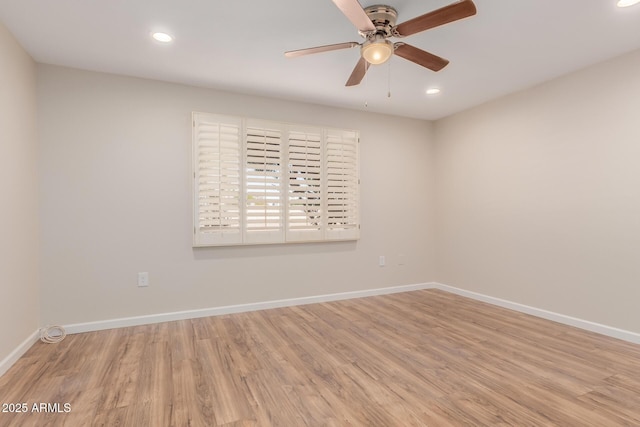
xmin=361 ymin=37 xmax=394 ymax=65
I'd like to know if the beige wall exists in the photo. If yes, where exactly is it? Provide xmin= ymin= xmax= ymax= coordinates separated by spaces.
xmin=434 ymin=48 xmax=640 ymax=333
xmin=12 ymin=27 xmax=639 ymax=350
xmin=37 ymin=64 xmax=436 ymax=326
xmin=0 ymin=23 xmax=40 ymax=362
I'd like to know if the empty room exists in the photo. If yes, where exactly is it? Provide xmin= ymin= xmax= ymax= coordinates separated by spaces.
xmin=1 ymin=0 xmax=640 ymax=425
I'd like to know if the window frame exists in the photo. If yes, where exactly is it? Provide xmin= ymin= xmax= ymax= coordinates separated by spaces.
xmin=192 ymin=112 xmax=360 ymax=247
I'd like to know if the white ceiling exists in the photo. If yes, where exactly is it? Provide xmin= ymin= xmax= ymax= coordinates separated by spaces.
xmin=2 ymin=0 xmax=640 ymax=120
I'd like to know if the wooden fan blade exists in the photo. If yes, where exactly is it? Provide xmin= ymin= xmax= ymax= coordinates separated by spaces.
xmin=285 ymin=42 xmax=359 ymax=58
xmin=394 ymin=43 xmax=449 ymax=72
xmin=395 ymin=0 xmax=476 ymax=37
xmin=346 ymin=57 xmax=370 ymax=86
xmin=332 ymin=0 xmax=376 ymax=33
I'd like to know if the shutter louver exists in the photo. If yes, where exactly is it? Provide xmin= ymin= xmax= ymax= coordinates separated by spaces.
xmin=193 ymin=113 xmax=359 ymax=246
xmin=325 ymin=129 xmax=360 ymax=240
xmin=244 ymin=122 xmax=284 ymax=243
xmin=287 ymin=128 xmax=323 ymax=241
xmin=193 ymin=113 xmax=242 ymax=246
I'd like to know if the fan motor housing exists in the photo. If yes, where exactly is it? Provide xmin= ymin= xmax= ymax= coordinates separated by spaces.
xmin=362 ymin=5 xmax=398 ymax=38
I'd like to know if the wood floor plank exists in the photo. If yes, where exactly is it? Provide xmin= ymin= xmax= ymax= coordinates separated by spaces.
xmin=1 ymin=289 xmax=639 ymax=426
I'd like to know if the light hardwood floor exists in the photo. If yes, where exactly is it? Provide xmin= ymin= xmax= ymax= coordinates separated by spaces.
xmin=1 ymin=289 xmax=639 ymax=426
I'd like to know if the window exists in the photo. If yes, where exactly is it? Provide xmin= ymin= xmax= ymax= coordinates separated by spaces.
xmin=193 ymin=112 xmax=359 ymax=246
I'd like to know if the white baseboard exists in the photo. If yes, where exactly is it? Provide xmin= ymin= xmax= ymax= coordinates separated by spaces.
xmin=431 ymin=282 xmax=640 ymax=345
xmin=64 ymin=283 xmax=434 ymax=334
xmin=0 ymin=330 xmax=39 ymax=377
xmin=62 ymin=282 xmax=640 ymax=344
xmin=3 ymin=282 xmax=637 ymax=378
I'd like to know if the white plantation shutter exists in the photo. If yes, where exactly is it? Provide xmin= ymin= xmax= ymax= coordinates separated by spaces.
xmin=244 ymin=121 xmax=284 ymax=244
xmin=286 ymin=127 xmax=323 ymax=241
xmin=325 ymin=129 xmax=360 ymax=240
xmin=193 ymin=113 xmax=242 ymax=246
xmin=193 ymin=112 xmax=359 ymax=246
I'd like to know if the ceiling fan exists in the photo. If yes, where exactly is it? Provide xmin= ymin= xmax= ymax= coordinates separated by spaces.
xmin=285 ymin=0 xmax=477 ymax=86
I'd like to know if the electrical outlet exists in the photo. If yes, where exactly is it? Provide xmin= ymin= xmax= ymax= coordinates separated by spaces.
xmin=398 ymin=254 xmax=405 ymax=266
xmin=137 ymin=272 xmax=149 ymax=287
xmin=379 ymin=255 xmax=385 ymax=267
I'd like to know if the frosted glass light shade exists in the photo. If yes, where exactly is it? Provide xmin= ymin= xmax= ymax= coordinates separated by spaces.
xmin=361 ymin=39 xmax=393 ymax=65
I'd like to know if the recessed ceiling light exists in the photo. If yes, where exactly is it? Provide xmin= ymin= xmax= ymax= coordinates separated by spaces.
xmin=617 ymin=0 xmax=640 ymax=7
xmin=426 ymin=88 xmax=441 ymax=95
xmin=152 ymin=32 xmax=173 ymax=43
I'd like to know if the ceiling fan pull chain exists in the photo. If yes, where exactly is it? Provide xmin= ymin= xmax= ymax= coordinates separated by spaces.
xmin=365 ymin=59 xmax=369 ymax=108
xmin=388 ymin=60 xmax=392 ymax=98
